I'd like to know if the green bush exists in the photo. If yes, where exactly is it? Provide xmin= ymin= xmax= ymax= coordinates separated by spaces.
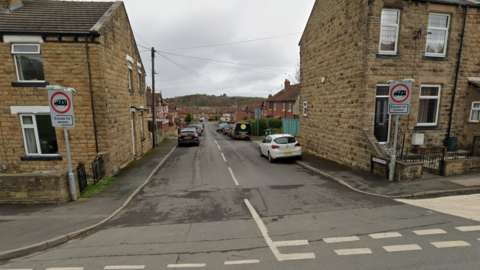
xmin=267 ymin=118 xmax=283 ymax=129
xmin=247 ymin=118 xmax=280 ymax=136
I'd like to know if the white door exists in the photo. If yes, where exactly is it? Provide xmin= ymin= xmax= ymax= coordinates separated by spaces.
xmin=131 ymin=112 xmax=135 ymax=155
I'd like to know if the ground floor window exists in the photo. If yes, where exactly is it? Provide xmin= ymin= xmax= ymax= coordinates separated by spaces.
xmin=470 ymin=102 xmax=480 ymax=122
xmin=21 ymin=114 xmax=58 ymax=155
xmin=417 ymin=85 xmax=441 ymax=125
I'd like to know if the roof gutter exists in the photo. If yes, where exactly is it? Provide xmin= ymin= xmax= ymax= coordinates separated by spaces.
xmin=413 ymin=0 xmax=480 ymax=7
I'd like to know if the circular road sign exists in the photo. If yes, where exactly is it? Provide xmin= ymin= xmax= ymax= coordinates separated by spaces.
xmin=390 ymin=84 xmax=410 ymax=103
xmin=50 ymin=92 xmax=72 ymax=114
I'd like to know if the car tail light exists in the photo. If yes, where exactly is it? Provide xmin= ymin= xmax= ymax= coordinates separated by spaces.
xmin=178 ymin=135 xmax=181 ymax=138
xmin=194 ymin=134 xmax=198 ymax=138
xmin=271 ymin=145 xmax=279 ymax=149
xmin=247 ymin=136 xmax=251 ymax=139
xmin=295 ymin=143 xmax=301 ymax=147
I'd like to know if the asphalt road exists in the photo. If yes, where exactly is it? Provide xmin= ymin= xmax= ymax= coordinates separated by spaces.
xmin=1 ymin=122 xmax=479 ymax=269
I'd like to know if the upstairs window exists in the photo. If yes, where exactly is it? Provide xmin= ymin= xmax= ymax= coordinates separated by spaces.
xmin=127 ymin=62 xmax=133 ymax=89
xmin=12 ymin=44 xmax=45 ymax=81
xmin=470 ymin=102 xmax=480 ymax=123
xmin=379 ymin=9 xmax=400 ymax=55
xmin=20 ymin=114 xmax=58 ymax=155
xmin=137 ymin=68 xmax=142 ymax=90
xmin=274 ymin=102 xmax=277 ymax=111
xmin=426 ymin=13 xmax=450 ymax=57
xmin=288 ymin=102 xmax=292 ymax=112
xmin=282 ymin=102 xmax=286 ymax=111
xmin=417 ymin=85 xmax=441 ymax=126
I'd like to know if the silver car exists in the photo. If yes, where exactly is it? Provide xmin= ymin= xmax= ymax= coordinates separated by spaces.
xmin=259 ymin=134 xmax=302 ymax=163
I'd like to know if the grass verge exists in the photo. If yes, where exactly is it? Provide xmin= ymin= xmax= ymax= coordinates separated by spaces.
xmin=81 ymin=177 xmax=118 ymax=198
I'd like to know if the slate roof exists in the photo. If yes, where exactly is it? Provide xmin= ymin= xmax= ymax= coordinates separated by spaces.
xmin=266 ymin=84 xmax=300 ymax=102
xmin=0 ymin=0 xmax=116 ymax=35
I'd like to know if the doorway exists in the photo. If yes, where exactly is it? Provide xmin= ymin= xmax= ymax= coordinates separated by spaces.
xmin=374 ymin=85 xmax=391 ymax=143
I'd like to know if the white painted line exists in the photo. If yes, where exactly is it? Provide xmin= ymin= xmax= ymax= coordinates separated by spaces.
xmin=217 ymin=145 xmax=221 ymax=150
xmin=215 ymin=140 xmax=218 ymax=144
xmin=431 ymin=241 xmax=471 ymax=248
xmin=383 ymin=244 xmax=422 ymax=252
xmin=46 ymin=268 xmax=84 ymax=270
xmin=221 ymin=153 xmax=227 ymax=162
xmin=323 ymin=236 xmax=359 ymax=243
xmin=274 ymin=240 xmax=309 ymax=247
xmin=369 ymin=232 xmax=402 ymax=239
xmin=244 ymin=199 xmax=315 ymax=261
xmin=334 ymin=248 xmax=372 ymax=256
xmin=413 ymin=229 xmax=446 ymax=235
xmin=224 ymin=260 xmax=260 ymax=265
xmin=167 ymin=264 xmax=206 ymax=268
xmin=228 ymin=167 xmax=240 ymax=186
xmin=104 ymin=266 xmax=145 ymax=270
xmin=456 ymin=225 xmax=480 ymax=232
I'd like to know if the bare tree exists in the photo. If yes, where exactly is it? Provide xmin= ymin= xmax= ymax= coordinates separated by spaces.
xmin=294 ymin=58 xmax=301 ymax=84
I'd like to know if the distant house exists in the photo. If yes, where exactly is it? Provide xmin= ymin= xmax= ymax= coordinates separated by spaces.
xmin=0 ymin=0 xmax=149 ymax=203
xmin=266 ymin=79 xmax=300 ymax=119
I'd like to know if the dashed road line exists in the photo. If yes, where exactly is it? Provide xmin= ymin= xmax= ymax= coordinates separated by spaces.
xmin=244 ymin=199 xmax=315 ymax=261
xmin=274 ymin=240 xmax=309 ymax=247
xmin=369 ymin=232 xmax=402 ymax=239
xmin=104 ymin=266 xmax=145 ymax=270
xmin=323 ymin=236 xmax=359 ymax=243
xmin=383 ymin=244 xmax=422 ymax=252
xmin=456 ymin=225 xmax=480 ymax=232
xmin=431 ymin=241 xmax=471 ymax=248
xmin=221 ymin=153 xmax=227 ymax=162
xmin=228 ymin=167 xmax=240 ymax=186
xmin=224 ymin=260 xmax=260 ymax=265
xmin=217 ymin=145 xmax=221 ymax=150
xmin=413 ymin=229 xmax=446 ymax=235
xmin=167 ymin=264 xmax=206 ymax=268
xmin=215 ymin=140 xmax=218 ymax=144
xmin=334 ymin=248 xmax=372 ymax=256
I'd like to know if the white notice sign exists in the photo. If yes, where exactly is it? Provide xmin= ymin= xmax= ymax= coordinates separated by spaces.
xmin=48 ymin=90 xmax=75 ymax=127
xmin=388 ymin=82 xmax=411 ymax=115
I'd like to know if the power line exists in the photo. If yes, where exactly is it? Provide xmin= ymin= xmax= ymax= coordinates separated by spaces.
xmin=133 ymin=31 xmax=151 ymax=48
xmin=160 ymin=32 xmax=303 ymax=50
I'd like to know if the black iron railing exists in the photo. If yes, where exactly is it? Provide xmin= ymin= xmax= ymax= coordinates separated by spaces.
xmin=92 ymin=155 xmax=104 ymax=184
xmin=76 ymin=162 xmax=88 ymax=193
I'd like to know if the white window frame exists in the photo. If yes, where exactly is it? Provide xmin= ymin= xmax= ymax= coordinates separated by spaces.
xmin=274 ymin=102 xmax=276 ymax=111
xmin=379 ymin=9 xmax=401 ymax=55
xmin=20 ymin=114 xmax=59 ymax=156
xmin=282 ymin=102 xmax=285 ymax=111
xmin=137 ymin=68 xmax=142 ymax=90
xmin=425 ymin=13 xmax=450 ymax=57
xmin=469 ymin=101 xmax=480 ymax=123
xmin=417 ymin=84 xmax=441 ymax=126
xmin=12 ymin=44 xmax=45 ymax=82
xmin=288 ymin=102 xmax=292 ymax=112
xmin=127 ymin=62 xmax=133 ymax=89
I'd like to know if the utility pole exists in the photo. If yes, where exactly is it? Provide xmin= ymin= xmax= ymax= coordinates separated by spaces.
xmin=151 ymin=47 xmax=156 ymax=148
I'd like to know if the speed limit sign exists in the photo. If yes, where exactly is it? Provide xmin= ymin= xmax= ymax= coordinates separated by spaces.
xmin=48 ymin=90 xmax=75 ymax=127
xmin=388 ymin=82 xmax=411 ymax=115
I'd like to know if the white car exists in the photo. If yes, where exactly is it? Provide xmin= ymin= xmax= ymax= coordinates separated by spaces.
xmin=259 ymin=134 xmax=302 ymax=163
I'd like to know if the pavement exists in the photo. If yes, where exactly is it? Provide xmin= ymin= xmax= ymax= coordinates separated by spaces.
xmin=1 ymin=134 xmax=480 ymax=262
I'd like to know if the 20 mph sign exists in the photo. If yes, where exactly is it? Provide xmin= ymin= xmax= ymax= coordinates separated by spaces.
xmin=48 ymin=90 xmax=75 ymax=127
xmin=388 ymin=82 xmax=411 ymax=115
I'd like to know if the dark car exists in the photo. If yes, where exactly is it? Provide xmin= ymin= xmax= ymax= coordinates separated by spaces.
xmin=231 ymin=122 xmax=252 ymax=140
xmin=178 ymin=128 xmax=200 ymax=146
xmin=188 ymin=125 xmax=202 ymax=136
xmin=222 ymin=124 xmax=232 ymax=135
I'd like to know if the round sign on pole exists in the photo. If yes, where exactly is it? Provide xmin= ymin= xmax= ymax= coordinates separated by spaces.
xmin=50 ymin=92 xmax=72 ymax=114
xmin=48 ymin=90 xmax=75 ymax=127
xmin=388 ymin=82 xmax=412 ymax=115
xmin=390 ymin=84 xmax=410 ymax=103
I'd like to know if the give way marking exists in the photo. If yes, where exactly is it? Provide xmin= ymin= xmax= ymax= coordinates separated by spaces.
xmin=244 ymin=199 xmax=315 ymax=261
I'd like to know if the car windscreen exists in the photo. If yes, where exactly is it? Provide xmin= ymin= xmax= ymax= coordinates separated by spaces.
xmin=274 ymin=137 xmax=296 ymax=144
xmin=181 ymin=131 xmax=195 ymax=136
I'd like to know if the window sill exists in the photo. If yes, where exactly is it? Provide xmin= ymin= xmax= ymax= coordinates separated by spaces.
xmin=414 ymin=125 xmax=443 ymax=130
xmin=422 ymin=56 xmax=446 ymax=61
xmin=12 ymin=82 xmax=49 ymax=87
xmin=21 ymin=155 xmax=63 ymax=161
xmin=129 ymin=89 xmax=135 ymax=93
xmin=376 ymin=54 xmax=402 ymax=59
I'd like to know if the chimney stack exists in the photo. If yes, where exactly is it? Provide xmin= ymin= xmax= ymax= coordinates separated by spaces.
xmin=0 ymin=0 xmax=23 ymax=12
xmin=146 ymin=86 xmax=152 ymax=95
xmin=284 ymin=79 xmax=290 ymax=89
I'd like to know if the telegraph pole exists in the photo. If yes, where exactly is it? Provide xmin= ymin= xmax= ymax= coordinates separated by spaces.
xmin=151 ymin=47 xmax=156 ymax=148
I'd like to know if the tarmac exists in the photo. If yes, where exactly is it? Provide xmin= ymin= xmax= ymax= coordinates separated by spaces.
xmin=1 ymin=136 xmax=480 ymax=262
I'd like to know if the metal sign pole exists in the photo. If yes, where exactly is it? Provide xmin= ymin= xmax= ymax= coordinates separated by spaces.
xmin=389 ymin=116 xmax=400 ymax=181
xmin=64 ymin=127 xmax=77 ymax=200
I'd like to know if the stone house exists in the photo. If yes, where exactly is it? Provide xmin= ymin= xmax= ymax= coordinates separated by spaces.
xmin=0 ymin=0 xmax=150 ymax=203
xmin=266 ymin=79 xmax=300 ymax=119
xmin=299 ymin=0 xmax=480 ymax=174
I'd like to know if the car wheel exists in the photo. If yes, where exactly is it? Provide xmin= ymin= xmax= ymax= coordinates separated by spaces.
xmin=268 ymin=152 xmax=274 ymax=163
xmin=259 ymin=147 xmax=263 ymax=157
xmin=297 ymin=155 xmax=302 ymax=161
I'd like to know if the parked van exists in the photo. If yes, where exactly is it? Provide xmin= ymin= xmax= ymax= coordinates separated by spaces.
xmin=231 ymin=122 xmax=252 ymax=140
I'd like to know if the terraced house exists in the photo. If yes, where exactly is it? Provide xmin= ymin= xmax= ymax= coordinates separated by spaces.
xmin=0 ymin=0 xmax=149 ymax=203
xmin=299 ymin=0 xmax=480 ymax=178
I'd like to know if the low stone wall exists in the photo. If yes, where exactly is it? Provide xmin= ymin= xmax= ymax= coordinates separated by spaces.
xmin=443 ymin=158 xmax=480 ymax=177
xmin=371 ymin=158 xmax=423 ymax=182
xmin=0 ymin=169 xmax=79 ymax=204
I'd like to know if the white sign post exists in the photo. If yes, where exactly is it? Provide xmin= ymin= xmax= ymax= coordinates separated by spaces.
xmin=47 ymin=86 xmax=77 ymax=200
xmin=387 ymin=81 xmax=412 ymax=181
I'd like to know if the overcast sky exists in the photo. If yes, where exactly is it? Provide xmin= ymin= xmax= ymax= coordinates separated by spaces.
xmin=119 ymin=0 xmax=315 ymax=98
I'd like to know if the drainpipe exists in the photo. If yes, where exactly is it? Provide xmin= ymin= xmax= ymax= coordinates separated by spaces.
xmin=85 ymin=36 xmax=99 ymax=153
xmin=447 ymin=5 xmax=468 ymax=139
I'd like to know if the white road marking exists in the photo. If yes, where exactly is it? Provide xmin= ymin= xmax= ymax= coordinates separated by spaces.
xmin=334 ymin=248 xmax=372 ymax=256
xmin=274 ymin=240 xmax=309 ymax=247
xmin=323 ymin=236 xmax=359 ymax=243
xmin=396 ymin=194 xmax=480 ymax=222
xmin=104 ymin=266 xmax=145 ymax=270
xmin=221 ymin=153 xmax=227 ymax=162
xmin=228 ymin=167 xmax=240 ymax=186
xmin=224 ymin=260 xmax=260 ymax=265
xmin=383 ymin=244 xmax=422 ymax=252
xmin=167 ymin=264 xmax=206 ymax=268
xmin=413 ymin=229 xmax=446 ymax=235
xmin=215 ymin=140 xmax=218 ymax=144
xmin=217 ymin=145 xmax=221 ymax=150
xmin=244 ymin=199 xmax=315 ymax=261
xmin=456 ymin=225 xmax=480 ymax=232
xmin=46 ymin=268 xmax=84 ymax=270
xmin=431 ymin=241 xmax=471 ymax=248
xmin=369 ymin=232 xmax=402 ymax=239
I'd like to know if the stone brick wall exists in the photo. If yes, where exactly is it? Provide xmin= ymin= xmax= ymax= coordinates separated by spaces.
xmin=444 ymin=158 xmax=480 ymax=176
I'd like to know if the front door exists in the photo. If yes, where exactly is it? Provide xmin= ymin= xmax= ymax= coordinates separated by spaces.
xmin=374 ymin=97 xmax=389 ymax=143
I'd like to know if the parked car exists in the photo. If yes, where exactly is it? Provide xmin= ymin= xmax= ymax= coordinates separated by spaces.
xmin=188 ymin=124 xmax=202 ymax=136
xmin=178 ymin=128 xmax=200 ymax=146
xmin=230 ymin=122 xmax=251 ymax=140
xmin=228 ymin=125 xmax=234 ymax=137
xmin=217 ymin=123 xmax=227 ymax=132
xmin=222 ymin=124 xmax=232 ymax=135
xmin=259 ymin=134 xmax=302 ymax=163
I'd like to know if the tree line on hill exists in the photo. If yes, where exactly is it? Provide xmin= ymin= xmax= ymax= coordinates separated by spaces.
xmin=169 ymin=94 xmax=262 ymax=107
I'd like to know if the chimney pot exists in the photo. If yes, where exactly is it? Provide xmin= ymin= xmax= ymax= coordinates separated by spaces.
xmin=284 ymin=79 xmax=290 ymax=89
